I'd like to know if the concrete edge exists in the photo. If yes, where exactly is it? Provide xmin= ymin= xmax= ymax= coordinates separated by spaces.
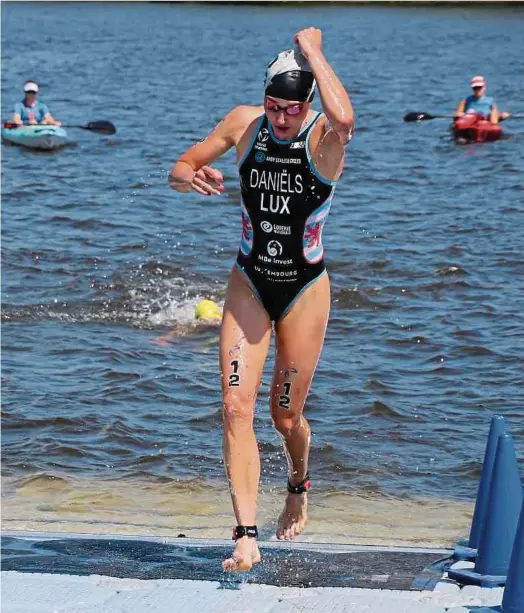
xmin=1 ymin=529 xmax=453 ymax=555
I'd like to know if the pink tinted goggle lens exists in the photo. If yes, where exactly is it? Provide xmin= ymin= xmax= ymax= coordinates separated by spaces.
xmin=266 ymin=100 xmax=304 ymax=116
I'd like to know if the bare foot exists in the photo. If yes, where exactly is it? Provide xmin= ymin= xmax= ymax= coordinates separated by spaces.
xmin=276 ymin=492 xmax=308 ymax=540
xmin=222 ymin=536 xmax=261 ymax=572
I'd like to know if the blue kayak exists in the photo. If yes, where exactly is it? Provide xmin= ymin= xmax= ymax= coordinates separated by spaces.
xmin=1 ymin=125 xmax=70 ymax=150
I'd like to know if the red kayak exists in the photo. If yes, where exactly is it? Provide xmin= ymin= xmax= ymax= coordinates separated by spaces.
xmin=452 ymin=114 xmax=503 ymax=143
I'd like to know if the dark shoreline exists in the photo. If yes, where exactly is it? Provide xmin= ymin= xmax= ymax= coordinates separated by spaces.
xmin=158 ymin=1 xmax=524 ymax=6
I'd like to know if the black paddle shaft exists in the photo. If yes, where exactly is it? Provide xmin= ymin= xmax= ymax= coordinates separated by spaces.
xmin=2 ymin=120 xmax=116 ymax=134
xmin=81 ymin=121 xmax=116 ymax=134
xmin=403 ymin=112 xmax=454 ymax=122
xmin=403 ymin=111 xmax=519 ymax=123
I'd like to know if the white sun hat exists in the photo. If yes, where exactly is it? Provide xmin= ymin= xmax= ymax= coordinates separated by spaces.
xmin=24 ymin=81 xmax=39 ymax=93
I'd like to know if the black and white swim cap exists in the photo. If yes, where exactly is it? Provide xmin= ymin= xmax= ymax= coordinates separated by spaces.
xmin=264 ymin=49 xmax=316 ymax=103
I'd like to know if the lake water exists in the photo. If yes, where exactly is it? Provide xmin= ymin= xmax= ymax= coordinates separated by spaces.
xmin=2 ymin=1 xmax=523 ymax=547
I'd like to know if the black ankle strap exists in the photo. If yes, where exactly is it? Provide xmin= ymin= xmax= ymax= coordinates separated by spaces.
xmin=232 ymin=525 xmax=258 ymax=540
xmin=287 ymin=473 xmax=311 ymax=494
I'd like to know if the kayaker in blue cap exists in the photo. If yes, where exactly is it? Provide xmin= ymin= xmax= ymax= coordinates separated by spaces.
xmin=455 ymin=76 xmax=510 ymax=124
xmin=12 ymin=80 xmax=61 ymax=127
xmin=170 ymin=27 xmax=354 ymax=573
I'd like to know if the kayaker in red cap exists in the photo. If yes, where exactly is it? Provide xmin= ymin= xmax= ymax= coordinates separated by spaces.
xmin=455 ymin=76 xmax=510 ymax=124
xmin=12 ymin=80 xmax=61 ymax=127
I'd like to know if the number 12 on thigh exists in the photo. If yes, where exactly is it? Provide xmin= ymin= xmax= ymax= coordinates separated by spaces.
xmin=228 ymin=359 xmax=240 ymax=387
xmin=279 ymin=382 xmax=292 ymax=410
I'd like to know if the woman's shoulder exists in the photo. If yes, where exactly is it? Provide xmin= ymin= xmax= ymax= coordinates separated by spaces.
xmin=309 ymin=111 xmax=338 ymax=142
xmin=227 ymin=105 xmax=264 ymax=127
xmin=225 ymin=105 xmax=265 ymax=145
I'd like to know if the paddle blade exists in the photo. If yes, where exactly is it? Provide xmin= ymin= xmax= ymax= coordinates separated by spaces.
xmin=84 ymin=121 xmax=116 ymax=135
xmin=403 ymin=112 xmax=435 ymax=122
xmin=2 ymin=122 xmax=19 ymax=129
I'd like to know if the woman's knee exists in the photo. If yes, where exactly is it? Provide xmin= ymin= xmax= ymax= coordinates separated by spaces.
xmin=270 ymin=373 xmax=307 ymax=429
xmin=271 ymin=406 xmax=303 ymax=436
xmin=222 ymin=393 xmax=255 ymax=430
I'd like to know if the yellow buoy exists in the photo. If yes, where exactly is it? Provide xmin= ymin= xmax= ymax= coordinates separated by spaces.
xmin=195 ymin=299 xmax=222 ymax=321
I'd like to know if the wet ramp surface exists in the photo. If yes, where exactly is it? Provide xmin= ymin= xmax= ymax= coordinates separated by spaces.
xmin=1 ymin=534 xmax=450 ymax=590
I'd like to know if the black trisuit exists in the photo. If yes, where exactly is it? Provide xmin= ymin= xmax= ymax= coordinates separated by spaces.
xmin=236 ymin=112 xmax=337 ymax=322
